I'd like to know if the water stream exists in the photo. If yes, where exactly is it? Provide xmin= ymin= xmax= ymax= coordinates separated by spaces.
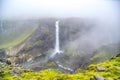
xmin=50 ymin=20 xmax=73 ymax=72
xmin=51 ymin=20 xmax=62 ymax=57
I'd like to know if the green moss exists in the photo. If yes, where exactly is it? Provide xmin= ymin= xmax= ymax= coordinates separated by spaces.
xmin=0 ymin=57 xmax=120 ymax=80
xmin=86 ymin=57 xmax=120 ymax=80
xmin=45 ymin=61 xmax=57 ymax=68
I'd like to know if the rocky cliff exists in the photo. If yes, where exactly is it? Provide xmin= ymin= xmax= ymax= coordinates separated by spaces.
xmin=0 ymin=18 xmax=119 ymax=72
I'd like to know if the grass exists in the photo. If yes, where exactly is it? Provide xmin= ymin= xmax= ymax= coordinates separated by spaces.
xmin=0 ymin=56 xmax=120 ymax=80
xmin=0 ymin=26 xmax=38 ymax=49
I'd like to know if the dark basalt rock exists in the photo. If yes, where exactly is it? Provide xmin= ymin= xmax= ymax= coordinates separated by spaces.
xmin=94 ymin=76 xmax=105 ymax=80
xmin=0 ymin=58 xmax=11 ymax=65
xmin=116 ymin=53 xmax=120 ymax=57
xmin=96 ymin=66 xmax=105 ymax=71
xmin=9 ymin=68 xmax=27 ymax=75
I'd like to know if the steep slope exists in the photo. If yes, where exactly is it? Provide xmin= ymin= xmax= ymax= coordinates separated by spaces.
xmin=90 ymin=43 xmax=120 ymax=63
xmin=1 ymin=18 xmax=119 ymax=73
xmin=0 ymin=54 xmax=120 ymax=80
xmin=0 ymin=20 xmax=38 ymax=49
xmin=5 ymin=18 xmax=93 ymax=66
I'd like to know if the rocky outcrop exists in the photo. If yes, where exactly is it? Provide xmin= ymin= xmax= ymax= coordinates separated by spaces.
xmin=96 ymin=66 xmax=105 ymax=71
xmin=94 ymin=76 xmax=105 ymax=80
xmin=5 ymin=43 xmax=25 ymax=56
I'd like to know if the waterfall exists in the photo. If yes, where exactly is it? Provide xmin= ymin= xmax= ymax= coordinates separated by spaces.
xmin=55 ymin=20 xmax=60 ymax=53
xmin=51 ymin=20 xmax=62 ymax=57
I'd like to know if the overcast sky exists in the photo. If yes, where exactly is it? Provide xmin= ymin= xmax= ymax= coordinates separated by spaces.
xmin=1 ymin=0 xmax=120 ymax=19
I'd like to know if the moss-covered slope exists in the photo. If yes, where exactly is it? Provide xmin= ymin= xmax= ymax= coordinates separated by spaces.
xmin=0 ymin=20 xmax=38 ymax=49
xmin=0 ymin=26 xmax=37 ymax=49
xmin=90 ymin=43 xmax=120 ymax=63
xmin=0 ymin=55 xmax=120 ymax=80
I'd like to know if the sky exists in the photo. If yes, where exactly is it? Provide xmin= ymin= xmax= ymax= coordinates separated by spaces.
xmin=1 ymin=0 xmax=120 ymax=19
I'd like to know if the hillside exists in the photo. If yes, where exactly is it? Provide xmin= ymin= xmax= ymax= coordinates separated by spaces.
xmin=0 ymin=20 xmax=38 ymax=49
xmin=91 ymin=43 xmax=120 ymax=63
xmin=0 ymin=18 xmax=119 ymax=80
xmin=0 ymin=18 xmax=95 ymax=70
xmin=0 ymin=54 xmax=120 ymax=80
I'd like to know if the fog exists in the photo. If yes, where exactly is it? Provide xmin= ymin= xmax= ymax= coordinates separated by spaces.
xmin=1 ymin=0 xmax=119 ymax=19
xmin=1 ymin=0 xmax=120 ymax=52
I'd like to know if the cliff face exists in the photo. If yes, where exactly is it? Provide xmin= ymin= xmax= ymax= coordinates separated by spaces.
xmin=0 ymin=18 xmax=93 ymax=70
xmin=0 ymin=18 xmax=119 ymax=72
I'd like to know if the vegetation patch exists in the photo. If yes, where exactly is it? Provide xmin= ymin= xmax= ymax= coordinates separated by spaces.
xmin=0 ymin=25 xmax=38 ymax=49
xmin=0 ymin=56 xmax=120 ymax=80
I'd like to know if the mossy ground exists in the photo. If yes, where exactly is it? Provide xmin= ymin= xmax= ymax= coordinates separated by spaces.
xmin=0 ymin=57 xmax=120 ymax=80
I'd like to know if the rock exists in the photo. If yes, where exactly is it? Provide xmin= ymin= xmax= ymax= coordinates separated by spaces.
xmin=0 ymin=66 xmax=3 ymax=71
xmin=9 ymin=70 xmax=15 ymax=75
xmin=0 ymin=58 xmax=6 ymax=63
xmin=0 ymin=58 xmax=11 ymax=65
xmin=97 ymin=66 xmax=105 ymax=71
xmin=116 ymin=53 xmax=120 ymax=57
xmin=0 ymin=76 xmax=2 ymax=79
xmin=94 ymin=76 xmax=105 ymax=80
xmin=54 ymin=78 xmax=58 ymax=80
xmin=9 ymin=68 xmax=25 ymax=75
xmin=6 ymin=60 xmax=11 ymax=65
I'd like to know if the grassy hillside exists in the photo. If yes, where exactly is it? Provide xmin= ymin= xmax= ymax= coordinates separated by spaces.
xmin=0 ymin=26 xmax=38 ymax=49
xmin=90 ymin=43 xmax=120 ymax=63
xmin=0 ymin=55 xmax=120 ymax=80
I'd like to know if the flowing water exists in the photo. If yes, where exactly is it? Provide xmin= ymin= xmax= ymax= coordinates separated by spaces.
xmin=56 ymin=61 xmax=74 ymax=72
xmin=55 ymin=20 xmax=60 ymax=54
xmin=51 ymin=20 xmax=62 ymax=57
xmin=50 ymin=21 xmax=73 ymax=72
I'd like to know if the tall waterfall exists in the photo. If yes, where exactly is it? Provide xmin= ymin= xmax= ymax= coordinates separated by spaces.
xmin=55 ymin=20 xmax=60 ymax=53
xmin=51 ymin=20 xmax=62 ymax=57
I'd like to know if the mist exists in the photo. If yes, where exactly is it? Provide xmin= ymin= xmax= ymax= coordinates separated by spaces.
xmin=1 ymin=0 xmax=120 ymax=53
xmin=1 ymin=0 xmax=119 ymax=19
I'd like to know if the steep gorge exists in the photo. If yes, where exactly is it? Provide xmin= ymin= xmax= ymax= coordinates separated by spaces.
xmin=0 ymin=18 xmax=119 ymax=72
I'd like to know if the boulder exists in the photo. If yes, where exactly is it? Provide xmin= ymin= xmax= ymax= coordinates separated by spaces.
xmin=9 ymin=68 xmax=25 ymax=75
xmin=94 ymin=76 xmax=105 ymax=80
xmin=97 ymin=66 xmax=105 ymax=71
xmin=0 ymin=66 xmax=3 ymax=72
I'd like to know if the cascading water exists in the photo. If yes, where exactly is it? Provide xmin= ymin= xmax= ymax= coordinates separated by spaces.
xmin=55 ymin=20 xmax=60 ymax=54
xmin=51 ymin=20 xmax=62 ymax=57
xmin=50 ymin=20 xmax=73 ymax=72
